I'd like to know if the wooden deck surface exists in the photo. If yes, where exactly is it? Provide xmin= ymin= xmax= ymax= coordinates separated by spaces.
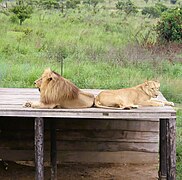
xmin=0 ymin=88 xmax=176 ymax=119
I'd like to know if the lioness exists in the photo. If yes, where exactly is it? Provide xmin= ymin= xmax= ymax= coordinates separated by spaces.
xmin=24 ymin=68 xmax=94 ymax=109
xmin=95 ymin=80 xmax=174 ymax=109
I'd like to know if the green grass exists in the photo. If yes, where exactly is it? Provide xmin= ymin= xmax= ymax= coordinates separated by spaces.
xmin=0 ymin=3 xmax=182 ymax=178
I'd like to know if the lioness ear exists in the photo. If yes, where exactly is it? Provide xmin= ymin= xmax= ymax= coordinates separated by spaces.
xmin=144 ymin=80 xmax=149 ymax=86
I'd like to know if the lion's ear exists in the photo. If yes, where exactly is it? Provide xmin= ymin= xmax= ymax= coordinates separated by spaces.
xmin=44 ymin=67 xmax=52 ymax=72
xmin=50 ymin=72 xmax=59 ymax=81
xmin=154 ymin=79 xmax=159 ymax=83
xmin=144 ymin=81 xmax=149 ymax=86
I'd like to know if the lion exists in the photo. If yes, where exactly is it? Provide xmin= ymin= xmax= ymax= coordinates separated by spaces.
xmin=24 ymin=68 xmax=94 ymax=109
xmin=95 ymin=80 xmax=174 ymax=109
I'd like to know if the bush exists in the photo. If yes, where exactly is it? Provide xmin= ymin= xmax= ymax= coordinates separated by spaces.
xmin=10 ymin=0 xmax=33 ymax=25
xmin=156 ymin=7 xmax=182 ymax=42
xmin=142 ymin=6 xmax=160 ymax=18
xmin=116 ymin=0 xmax=138 ymax=15
xmin=41 ymin=0 xmax=60 ymax=9
xmin=170 ymin=0 xmax=177 ymax=4
xmin=66 ymin=0 xmax=81 ymax=9
xmin=142 ymin=3 xmax=168 ymax=18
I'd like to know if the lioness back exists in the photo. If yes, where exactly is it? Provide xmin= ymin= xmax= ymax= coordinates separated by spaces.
xmin=94 ymin=80 xmax=172 ymax=109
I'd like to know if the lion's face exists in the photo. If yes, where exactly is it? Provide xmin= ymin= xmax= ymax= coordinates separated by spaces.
xmin=34 ymin=77 xmax=42 ymax=89
xmin=34 ymin=68 xmax=59 ymax=91
xmin=143 ymin=81 xmax=160 ymax=98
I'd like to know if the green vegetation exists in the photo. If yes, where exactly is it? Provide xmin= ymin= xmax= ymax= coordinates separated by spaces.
xmin=9 ymin=0 xmax=33 ymax=25
xmin=0 ymin=0 xmax=182 ymax=178
xmin=156 ymin=7 xmax=182 ymax=42
xmin=142 ymin=3 xmax=168 ymax=18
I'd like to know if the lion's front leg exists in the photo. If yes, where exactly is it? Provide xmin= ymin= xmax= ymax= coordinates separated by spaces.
xmin=152 ymin=100 xmax=174 ymax=107
xmin=140 ymin=100 xmax=165 ymax=107
xmin=23 ymin=101 xmax=41 ymax=108
xmin=23 ymin=101 xmax=56 ymax=109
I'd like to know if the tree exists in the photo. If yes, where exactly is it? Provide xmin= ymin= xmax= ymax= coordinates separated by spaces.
xmin=10 ymin=0 xmax=33 ymax=25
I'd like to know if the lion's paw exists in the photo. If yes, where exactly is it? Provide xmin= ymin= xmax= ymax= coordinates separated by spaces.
xmin=169 ymin=102 xmax=175 ymax=107
xmin=23 ymin=101 xmax=32 ymax=108
xmin=158 ymin=102 xmax=165 ymax=107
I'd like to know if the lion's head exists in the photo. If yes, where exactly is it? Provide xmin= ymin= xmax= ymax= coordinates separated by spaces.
xmin=35 ymin=68 xmax=79 ymax=104
xmin=142 ymin=80 xmax=160 ymax=98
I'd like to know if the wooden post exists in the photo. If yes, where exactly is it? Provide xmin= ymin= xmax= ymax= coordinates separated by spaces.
xmin=159 ymin=119 xmax=167 ymax=180
xmin=35 ymin=117 xmax=44 ymax=180
xmin=159 ymin=118 xmax=176 ymax=180
xmin=50 ymin=119 xmax=57 ymax=180
xmin=166 ymin=118 xmax=176 ymax=180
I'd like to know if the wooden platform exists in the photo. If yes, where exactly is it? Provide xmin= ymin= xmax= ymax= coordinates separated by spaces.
xmin=0 ymin=88 xmax=176 ymax=180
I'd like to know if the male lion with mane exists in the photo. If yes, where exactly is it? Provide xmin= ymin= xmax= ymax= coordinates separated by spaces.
xmin=95 ymin=80 xmax=174 ymax=109
xmin=24 ymin=68 xmax=94 ymax=109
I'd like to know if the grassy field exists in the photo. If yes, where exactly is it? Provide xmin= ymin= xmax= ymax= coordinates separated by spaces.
xmin=0 ymin=0 xmax=182 ymax=178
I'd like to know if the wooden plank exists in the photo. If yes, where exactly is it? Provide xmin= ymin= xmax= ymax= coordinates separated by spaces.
xmin=55 ymin=141 xmax=159 ymax=153
xmin=0 ymin=108 xmax=175 ymax=119
xmin=55 ymin=130 xmax=159 ymax=141
xmin=0 ymin=141 xmax=159 ymax=153
xmin=58 ymin=151 xmax=159 ymax=164
xmin=0 ymin=88 xmax=176 ymax=119
xmin=53 ymin=119 xmax=159 ymax=131
xmin=0 ymin=150 xmax=158 ymax=164
xmin=0 ymin=150 xmax=34 ymax=161
xmin=0 ymin=118 xmax=159 ymax=130
xmin=0 ymin=130 xmax=159 ymax=142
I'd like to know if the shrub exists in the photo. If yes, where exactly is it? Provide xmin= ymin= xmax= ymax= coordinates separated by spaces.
xmin=41 ymin=0 xmax=60 ymax=9
xmin=116 ymin=0 xmax=138 ymax=15
xmin=66 ymin=0 xmax=81 ymax=9
xmin=156 ymin=7 xmax=182 ymax=42
xmin=142 ymin=3 xmax=168 ymax=18
xmin=10 ymin=0 xmax=33 ymax=25
xmin=170 ymin=0 xmax=177 ymax=4
xmin=83 ymin=0 xmax=104 ymax=13
xmin=142 ymin=6 xmax=160 ymax=18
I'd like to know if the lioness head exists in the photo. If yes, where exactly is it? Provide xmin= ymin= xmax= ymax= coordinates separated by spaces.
xmin=143 ymin=80 xmax=160 ymax=98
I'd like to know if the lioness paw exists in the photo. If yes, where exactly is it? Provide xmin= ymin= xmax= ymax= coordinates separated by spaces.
xmin=157 ymin=102 xmax=165 ymax=107
xmin=169 ymin=102 xmax=175 ymax=107
xmin=23 ymin=101 xmax=32 ymax=108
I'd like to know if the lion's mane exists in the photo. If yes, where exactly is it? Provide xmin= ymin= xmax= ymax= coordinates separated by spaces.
xmin=39 ymin=69 xmax=79 ymax=104
xmin=32 ymin=68 xmax=94 ymax=109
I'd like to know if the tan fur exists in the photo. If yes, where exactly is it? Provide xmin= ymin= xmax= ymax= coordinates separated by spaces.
xmin=24 ymin=68 xmax=94 ymax=109
xmin=95 ymin=81 xmax=174 ymax=109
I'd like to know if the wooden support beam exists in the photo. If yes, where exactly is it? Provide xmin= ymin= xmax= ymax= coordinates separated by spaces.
xmin=35 ymin=117 xmax=44 ymax=180
xmin=159 ymin=118 xmax=176 ymax=180
xmin=50 ymin=119 xmax=57 ymax=180
xmin=167 ymin=118 xmax=176 ymax=180
xmin=159 ymin=119 xmax=167 ymax=180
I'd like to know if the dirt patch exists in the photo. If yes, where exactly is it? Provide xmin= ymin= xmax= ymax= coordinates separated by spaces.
xmin=0 ymin=161 xmax=158 ymax=180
